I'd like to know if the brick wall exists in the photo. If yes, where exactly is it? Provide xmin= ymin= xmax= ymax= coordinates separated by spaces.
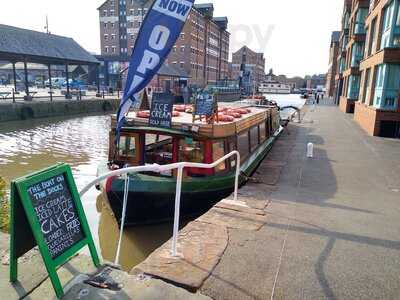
xmin=354 ymin=102 xmax=400 ymax=136
xmin=354 ymin=102 xmax=378 ymax=135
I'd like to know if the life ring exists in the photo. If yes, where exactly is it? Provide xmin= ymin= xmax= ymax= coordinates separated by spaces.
xmin=233 ymin=108 xmax=248 ymax=115
xmin=136 ymin=111 xmax=150 ymax=118
xmin=174 ymin=105 xmax=186 ymax=112
xmin=218 ymin=114 xmax=234 ymax=122
xmin=224 ymin=110 xmax=242 ymax=118
xmin=218 ymin=107 xmax=228 ymax=112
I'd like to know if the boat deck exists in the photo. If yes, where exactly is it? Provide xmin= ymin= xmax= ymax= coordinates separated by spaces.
xmin=112 ymin=102 xmax=279 ymax=138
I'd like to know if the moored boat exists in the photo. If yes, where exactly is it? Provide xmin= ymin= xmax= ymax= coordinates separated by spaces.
xmin=98 ymin=102 xmax=282 ymax=226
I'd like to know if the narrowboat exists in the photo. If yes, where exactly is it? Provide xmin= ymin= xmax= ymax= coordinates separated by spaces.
xmin=98 ymin=102 xmax=282 ymax=226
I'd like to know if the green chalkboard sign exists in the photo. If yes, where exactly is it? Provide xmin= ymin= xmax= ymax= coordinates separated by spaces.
xmin=9 ymin=163 xmax=100 ymax=298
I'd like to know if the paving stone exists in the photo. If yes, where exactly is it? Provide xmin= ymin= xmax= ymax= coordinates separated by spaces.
xmin=197 ymin=207 xmax=268 ymax=231
xmin=132 ymin=220 xmax=228 ymax=291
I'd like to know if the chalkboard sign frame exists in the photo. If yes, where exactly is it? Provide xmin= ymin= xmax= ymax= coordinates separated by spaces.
xmin=195 ymin=93 xmax=215 ymax=117
xmin=193 ymin=92 xmax=218 ymax=124
xmin=9 ymin=163 xmax=100 ymax=298
xmin=149 ymin=92 xmax=175 ymax=128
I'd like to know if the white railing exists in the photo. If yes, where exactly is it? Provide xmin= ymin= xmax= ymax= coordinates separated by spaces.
xmin=79 ymin=151 xmax=241 ymax=264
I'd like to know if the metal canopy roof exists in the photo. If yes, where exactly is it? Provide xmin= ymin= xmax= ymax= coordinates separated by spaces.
xmin=158 ymin=64 xmax=190 ymax=78
xmin=0 ymin=24 xmax=99 ymax=65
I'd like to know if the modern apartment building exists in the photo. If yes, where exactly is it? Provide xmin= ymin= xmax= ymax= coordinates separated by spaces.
xmin=334 ymin=0 xmax=352 ymax=105
xmin=98 ymin=1 xmax=230 ymax=88
xmin=326 ymin=31 xmax=341 ymax=97
xmin=339 ymin=0 xmax=370 ymax=113
xmin=230 ymin=46 xmax=266 ymax=92
xmin=354 ymin=0 xmax=400 ymax=137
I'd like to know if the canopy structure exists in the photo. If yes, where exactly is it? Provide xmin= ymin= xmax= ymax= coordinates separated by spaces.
xmin=0 ymin=24 xmax=100 ymax=100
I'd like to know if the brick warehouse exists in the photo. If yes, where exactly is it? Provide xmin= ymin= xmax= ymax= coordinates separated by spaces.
xmin=333 ymin=0 xmax=400 ymax=137
xmin=98 ymin=0 xmax=230 ymax=88
xmin=230 ymin=46 xmax=266 ymax=92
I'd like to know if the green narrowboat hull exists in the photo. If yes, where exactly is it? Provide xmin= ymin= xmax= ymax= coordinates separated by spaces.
xmin=101 ymin=127 xmax=283 ymax=226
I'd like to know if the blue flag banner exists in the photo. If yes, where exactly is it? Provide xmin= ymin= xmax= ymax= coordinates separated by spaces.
xmin=116 ymin=0 xmax=195 ymax=139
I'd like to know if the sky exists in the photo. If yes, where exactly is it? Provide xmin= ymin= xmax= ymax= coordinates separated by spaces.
xmin=0 ymin=0 xmax=343 ymax=78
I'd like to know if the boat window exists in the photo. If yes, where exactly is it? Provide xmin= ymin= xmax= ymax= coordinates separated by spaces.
xmin=179 ymin=138 xmax=204 ymax=163
xmin=118 ymin=136 xmax=136 ymax=158
xmin=213 ymin=140 xmax=227 ymax=172
xmin=250 ymin=126 xmax=259 ymax=151
xmin=260 ymin=122 xmax=267 ymax=142
xmin=144 ymin=134 xmax=174 ymax=165
xmin=237 ymin=131 xmax=249 ymax=161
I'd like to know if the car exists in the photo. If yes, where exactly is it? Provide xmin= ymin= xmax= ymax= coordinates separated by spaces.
xmin=45 ymin=77 xmax=66 ymax=88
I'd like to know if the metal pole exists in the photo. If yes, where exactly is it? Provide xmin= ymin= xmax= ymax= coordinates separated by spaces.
xmin=23 ymin=58 xmax=29 ymax=99
xmin=115 ymin=174 xmax=130 ymax=265
xmin=12 ymin=88 xmax=15 ymax=103
xmin=96 ymin=64 xmax=101 ymax=95
xmin=234 ymin=152 xmax=240 ymax=202
xmin=65 ymin=63 xmax=70 ymax=99
xmin=12 ymin=62 xmax=17 ymax=93
xmin=171 ymin=166 xmax=184 ymax=257
xmin=48 ymin=64 xmax=53 ymax=102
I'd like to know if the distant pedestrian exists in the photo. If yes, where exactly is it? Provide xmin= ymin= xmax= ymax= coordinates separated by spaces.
xmin=183 ymin=86 xmax=190 ymax=104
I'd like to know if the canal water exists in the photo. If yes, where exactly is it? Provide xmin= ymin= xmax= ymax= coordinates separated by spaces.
xmin=0 ymin=94 xmax=304 ymax=271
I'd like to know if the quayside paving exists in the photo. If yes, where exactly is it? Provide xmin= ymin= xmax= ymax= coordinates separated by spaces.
xmin=1 ymin=99 xmax=400 ymax=299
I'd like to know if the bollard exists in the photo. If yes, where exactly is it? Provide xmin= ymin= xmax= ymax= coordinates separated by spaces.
xmin=307 ymin=143 xmax=314 ymax=158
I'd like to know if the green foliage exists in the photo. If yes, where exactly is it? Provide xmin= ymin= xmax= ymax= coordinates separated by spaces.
xmin=0 ymin=176 xmax=9 ymax=233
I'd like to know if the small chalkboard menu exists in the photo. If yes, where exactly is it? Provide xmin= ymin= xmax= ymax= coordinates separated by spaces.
xmin=195 ymin=93 xmax=215 ymax=117
xmin=10 ymin=163 xmax=99 ymax=298
xmin=149 ymin=92 xmax=174 ymax=128
xmin=27 ymin=174 xmax=84 ymax=258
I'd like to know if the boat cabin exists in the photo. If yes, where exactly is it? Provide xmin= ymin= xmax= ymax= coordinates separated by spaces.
xmin=109 ymin=104 xmax=280 ymax=177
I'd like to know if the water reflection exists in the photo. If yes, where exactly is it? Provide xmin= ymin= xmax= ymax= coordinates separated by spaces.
xmin=0 ymin=114 xmax=110 ymax=181
xmin=96 ymin=194 xmax=173 ymax=271
xmin=0 ymin=114 xmax=111 ymax=249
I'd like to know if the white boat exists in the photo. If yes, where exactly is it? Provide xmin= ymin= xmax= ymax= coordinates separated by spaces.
xmin=259 ymin=82 xmax=291 ymax=94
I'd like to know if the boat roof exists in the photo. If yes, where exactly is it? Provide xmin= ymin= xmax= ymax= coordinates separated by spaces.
xmin=111 ymin=102 xmax=278 ymax=139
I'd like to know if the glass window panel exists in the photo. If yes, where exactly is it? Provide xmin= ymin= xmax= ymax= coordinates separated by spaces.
xmin=118 ymin=136 xmax=136 ymax=157
xmin=397 ymin=3 xmax=400 ymax=26
xmin=260 ymin=123 xmax=267 ymax=142
xmin=250 ymin=126 xmax=259 ymax=151
xmin=179 ymin=139 xmax=204 ymax=163
xmin=237 ymin=131 xmax=249 ymax=161
xmin=213 ymin=141 xmax=226 ymax=172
